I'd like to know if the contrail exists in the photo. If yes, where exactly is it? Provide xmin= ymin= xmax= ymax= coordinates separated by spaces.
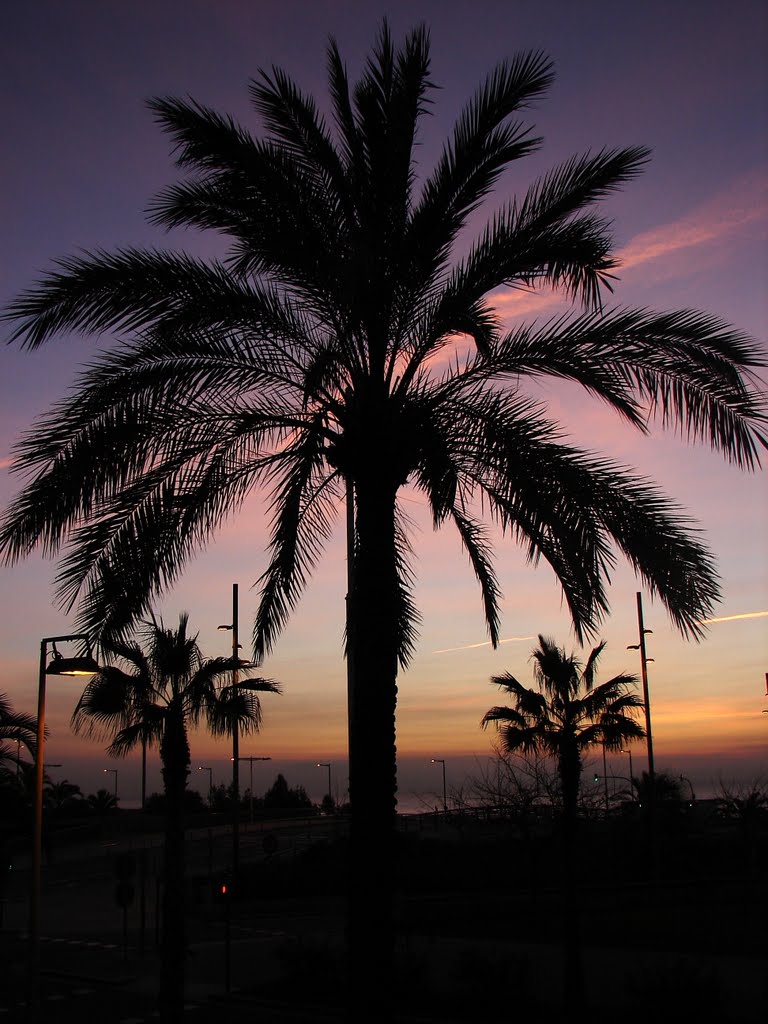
xmin=432 ymin=635 xmax=535 ymax=654
xmin=699 ymin=611 xmax=768 ymax=624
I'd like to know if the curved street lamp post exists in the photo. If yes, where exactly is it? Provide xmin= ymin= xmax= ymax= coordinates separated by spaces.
xmin=30 ymin=634 xmax=99 ymax=1012
xmin=431 ymin=758 xmax=447 ymax=813
xmin=103 ymin=767 xmax=118 ymax=801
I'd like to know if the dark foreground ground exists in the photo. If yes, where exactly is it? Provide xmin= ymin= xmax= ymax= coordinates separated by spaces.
xmin=1 ymin=808 xmax=766 ymax=1022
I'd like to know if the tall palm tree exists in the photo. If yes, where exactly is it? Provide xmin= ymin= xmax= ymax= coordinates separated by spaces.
xmin=71 ymin=612 xmax=280 ymax=1022
xmin=482 ymin=635 xmax=645 ymax=829
xmin=1 ymin=23 xmax=765 ymax=1016
xmin=0 ymin=691 xmax=37 ymax=781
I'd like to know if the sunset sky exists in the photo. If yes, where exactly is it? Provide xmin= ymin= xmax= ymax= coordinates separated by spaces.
xmin=1 ymin=1 xmax=766 ymax=809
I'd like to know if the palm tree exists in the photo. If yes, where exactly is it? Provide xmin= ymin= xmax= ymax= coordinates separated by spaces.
xmin=44 ymin=778 xmax=85 ymax=814
xmin=482 ymin=634 xmax=644 ymax=1007
xmin=71 ymin=612 xmax=280 ymax=1022
xmin=482 ymin=635 xmax=645 ymax=830
xmin=0 ymin=691 xmax=37 ymax=781
xmin=86 ymin=787 xmax=118 ymax=814
xmin=1 ymin=23 xmax=765 ymax=1016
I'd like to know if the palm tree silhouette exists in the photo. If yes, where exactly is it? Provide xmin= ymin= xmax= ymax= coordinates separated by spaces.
xmin=71 ymin=612 xmax=280 ymax=1022
xmin=0 ymin=691 xmax=37 ymax=780
xmin=483 ymin=634 xmax=644 ymax=1007
xmin=482 ymin=635 xmax=645 ymax=830
xmin=1 ymin=22 xmax=765 ymax=1016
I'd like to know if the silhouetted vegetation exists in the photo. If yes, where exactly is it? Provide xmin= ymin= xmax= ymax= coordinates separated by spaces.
xmin=70 ymin=613 xmax=279 ymax=1022
xmin=2 ymin=19 xmax=766 ymax=1023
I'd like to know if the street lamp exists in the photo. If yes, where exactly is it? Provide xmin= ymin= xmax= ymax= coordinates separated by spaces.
xmin=431 ymin=758 xmax=447 ymax=813
xmin=103 ymin=768 xmax=118 ymax=800
xmin=594 ymin=773 xmax=633 ymax=807
xmin=198 ymin=766 xmax=213 ymax=805
xmin=679 ymin=774 xmax=696 ymax=804
xmin=218 ymin=582 xmax=245 ymax=875
xmin=30 ymin=634 xmax=98 ymax=1011
xmin=231 ymin=756 xmax=271 ymax=822
xmin=317 ymin=762 xmax=332 ymax=805
xmin=621 ymin=748 xmax=636 ymax=800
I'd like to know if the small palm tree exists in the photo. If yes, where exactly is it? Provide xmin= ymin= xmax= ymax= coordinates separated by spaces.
xmin=0 ymin=691 xmax=37 ymax=781
xmin=44 ymin=778 xmax=85 ymax=814
xmin=86 ymin=787 xmax=118 ymax=814
xmin=483 ymin=635 xmax=644 ymax=1007
xmin=71 ymin=612 xmax=280 ymax=1022
xmin=482 ymin=635 xmax=645 ymax=832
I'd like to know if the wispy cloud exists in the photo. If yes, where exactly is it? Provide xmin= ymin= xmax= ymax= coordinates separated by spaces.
xmin=0 ymin=456 xmax=14 ymax=470
xmin=615 ymin=171 xmax=767 ymax=275
xmin=432 ymin=635 xmax=535 ymax=655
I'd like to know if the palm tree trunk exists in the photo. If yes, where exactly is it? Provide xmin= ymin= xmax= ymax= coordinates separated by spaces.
xmin=346 ymin=473 xmax=399 ymax=1022
xmin=158 ymin=705 xmax=190 ymax=1023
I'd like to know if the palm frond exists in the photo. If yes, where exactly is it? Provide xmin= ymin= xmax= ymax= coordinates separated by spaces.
xmin=493 ymin=307 xmax=767 ymax=468
xmin=254 ymin=426 xmax=341 ymax=661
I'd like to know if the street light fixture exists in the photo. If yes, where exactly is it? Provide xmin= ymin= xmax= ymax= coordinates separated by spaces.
xmin=431 ymin=758 xmax=447 ymax=813
xmin=231 ymin=756 xmax=270 ymax=821
xmin=30 ymin=634 xmax=98 ymax=1011
xmin=317 ymin=762 xmax=332 ymax=806
xmin=198 ymin=765 xmax=214 ymax=805
xmin=103 ymin=768 xmax=118 ymax=800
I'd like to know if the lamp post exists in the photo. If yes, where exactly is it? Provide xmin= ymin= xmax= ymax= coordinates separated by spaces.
xmin=30 ymin=634 xmax=98 ymax=1012
xmin=231 ymin=756 xmax=270 ymax=821
xmin=219 ymin=583 xmax=242 ymax=876
xmin=627 ymin=592 xmax=655 ymax=779
xmin=317 ymin=762 xmax=332 ymax=806
xmin=594 ymin=773 xmax=633 ymax=805
xmin=103 ymin=768 xmax=118 ymax=801
xmin=198 ymin=766 xmax=214 ymax=805
xmin=621 ymin=747 xmax=634 ymax=786
xmin=431 ymin=758 xmax=447 ymax=813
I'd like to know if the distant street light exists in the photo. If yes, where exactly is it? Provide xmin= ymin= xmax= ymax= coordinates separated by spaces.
xmin=30 ymin=634 xmax=99 ymax=1013
xmin=431 ymin=758 xmax=447 ymax=813
xmin=198 ymin=766 xmax=214 ymax=805
xmin=232 ymin=756 xmax=271 ymax=821
xmin=317 ymin=762 xmax=332 ymax=805
xmin=103 ymin=768 xmax=118 ymax=800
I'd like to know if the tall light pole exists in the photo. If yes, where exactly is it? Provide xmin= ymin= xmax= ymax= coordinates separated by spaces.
xmin=103 ymin=768 xmax=118 ymax=801
xmin=431 ymin=758 xmax=447 ymax=813
xmin=233 ymin=756 xmax=271 ymax=822
xmin=317 ymin=762 xmax=332 ymax=805
xmin=218 ymin=583 xmax=241 ymax=877
xmin=198 ymin=766 xmax=213 ymax=805
xmin=30 ymin=634 xmax=98 ymax=1011
xmin=627 ymin=592 xmax=655 ymax=780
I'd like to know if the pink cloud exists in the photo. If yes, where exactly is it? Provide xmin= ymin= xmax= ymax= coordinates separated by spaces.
xmin=615 ymin=170 xmax=767 ymax=276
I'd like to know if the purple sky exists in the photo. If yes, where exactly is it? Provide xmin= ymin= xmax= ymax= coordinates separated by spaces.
xmin=1 ymin=1 xmax=766 ymax=808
